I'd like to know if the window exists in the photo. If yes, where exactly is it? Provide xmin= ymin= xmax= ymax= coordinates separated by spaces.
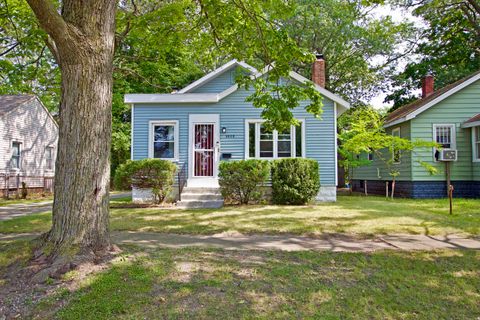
xmin=391 ymin=127 xmax=401 ymax=164
xmin=368 ymin=153 xmax=374 ymax=161
xmin=246 ymin=120 xmax=304 ymax=159
xmin=433 ymin=124 xmax=456 ymax=161
xmin=45 ymin=147 xmax=54 ymax=170
xmin=474 ymin=126 xmax=480 ymax=161
xmin=11 ymin=142 xmax=21 ymax=169
xmin=149 ymin=121 xmax=178 ymax=160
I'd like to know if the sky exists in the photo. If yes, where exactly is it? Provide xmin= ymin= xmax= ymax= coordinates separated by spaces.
xmin=367 ymin=5 xmax=427 ymax=109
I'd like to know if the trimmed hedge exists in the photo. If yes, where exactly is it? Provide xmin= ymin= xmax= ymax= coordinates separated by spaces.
xmin=271 ymin=158 xmax=320 ymax=205
xmin=218 ymin=159 xmax=270 ymax=204
xmin=114 ymin=159 xmax=176 ymax=203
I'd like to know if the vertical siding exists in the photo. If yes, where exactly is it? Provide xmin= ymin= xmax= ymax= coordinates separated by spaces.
xmin=411 ymin=80 xmax=480 ymax=181
xmin=0 ymin=99 xmax=58 ymax=186
xmin=132 ymin=87 xmax=337 ymax=186
xmin=352 ymin=121 xmax=412 ymax=181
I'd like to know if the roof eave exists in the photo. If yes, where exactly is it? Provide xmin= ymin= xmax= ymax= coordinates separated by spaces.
xmin=461 ymin=120 xmax=480 ymax=128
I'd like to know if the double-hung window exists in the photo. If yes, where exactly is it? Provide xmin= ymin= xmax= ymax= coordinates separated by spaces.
xmin=45 ymin=147 xmax=54 ymax=170
xmin=433 ymin=124 xmax=456 ymax=161
xmin=474 ymin=126 xmax=480 ymax=161
xmin=149 ymin=121 xmax=179 ymax=160
xmin=391 ymin=127 xmax=401 ymax=164
xmin=246 ymin=120 xmax=305 ymax=159
xmin=11 ymin=142 xmax=21 ymax=169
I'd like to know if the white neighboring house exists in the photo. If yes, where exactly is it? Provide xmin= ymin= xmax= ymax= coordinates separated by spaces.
xmin=0 ymin=95 xmax=58 ymax=191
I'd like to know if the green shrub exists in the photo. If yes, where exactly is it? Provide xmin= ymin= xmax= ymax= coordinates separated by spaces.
xmin=218 ymin=159 xmax=270 ymax=204
xmin=271 ymin=158 xmax=320 ymax=205
xmin=114 ymin=159 xmax=176 ymax=203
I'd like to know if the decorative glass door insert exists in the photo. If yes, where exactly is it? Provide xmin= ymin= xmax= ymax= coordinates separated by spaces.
xmin=194 ymin=124 xmax=214 ymax=176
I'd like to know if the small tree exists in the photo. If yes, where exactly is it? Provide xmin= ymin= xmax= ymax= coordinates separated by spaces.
xmin=114 ymin=159 xmax=176 ymax=204
xmin=339 ymin=106 xmax=437 ymax=198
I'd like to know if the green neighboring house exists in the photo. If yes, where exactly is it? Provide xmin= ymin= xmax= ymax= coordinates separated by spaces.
xmin=352 ymin=72 xmax=480 ymax=198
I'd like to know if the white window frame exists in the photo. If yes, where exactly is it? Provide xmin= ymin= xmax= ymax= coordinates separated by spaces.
xmin=148 ymin=120 xmax=179 ymax=161
xmin=391 ymin=127 xmax=401 ymax=164
xmin=45 ymin=146 xmax=54 ymax=170
xmin=473 ymin=126 xmax=480 ymax=162
xmin=244 ymin=119 xmax=305 ymax=159
xmin=433 ymin=124 xmax=456 ymax=161
xmin=11 ymin=141 xmax=21 ymax=170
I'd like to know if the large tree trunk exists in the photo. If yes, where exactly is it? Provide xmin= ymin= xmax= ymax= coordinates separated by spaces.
xmin=26 ymin=0 xmax=116 ymax=262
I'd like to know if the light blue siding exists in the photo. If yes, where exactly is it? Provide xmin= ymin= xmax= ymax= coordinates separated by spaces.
xmin=132 ymin=87 xmax=337 ymax=186
xmin=190 ymin=69 xmax=235 ymax=93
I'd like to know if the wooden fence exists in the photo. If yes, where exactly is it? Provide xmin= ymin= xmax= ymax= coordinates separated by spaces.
xmin=0 ymin=174 xmax=54 ymax=198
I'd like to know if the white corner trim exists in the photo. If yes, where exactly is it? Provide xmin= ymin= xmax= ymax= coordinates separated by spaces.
xmin=130 ymin=104 xmax=134 ymax=160
xmin=178 ymin=60 xmax=259 ymax=93
xmin=148 ymin=120 xmax=179 ymax=161
xmin=334 ymin=103 xmax=338 ymax=186
xmin=288 ymin=71 xmax=350 ymax=113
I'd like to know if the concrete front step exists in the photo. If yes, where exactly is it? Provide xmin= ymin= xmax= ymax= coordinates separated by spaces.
xmin=181 ymin=187 xmax=221 ymax=195
xmin=177 ymin=187 xmax=224 ymax=209
xmin=176 ymin=199 xmax=224 ymax=209
xmin=180 ymin=193 xmax=223 ymax=201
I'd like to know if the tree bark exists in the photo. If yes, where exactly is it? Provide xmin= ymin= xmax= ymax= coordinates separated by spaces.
xmin=26 ymin=0 xmax=116 ymax=260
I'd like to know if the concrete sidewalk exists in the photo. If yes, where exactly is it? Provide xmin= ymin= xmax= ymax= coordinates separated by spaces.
xmin=110 ymin=232 xmax=480 ymax=252
xmin=0 ymin=192 xmax=131 ymax=221
xmin=2 ymin=231 xmax=479 ymax=252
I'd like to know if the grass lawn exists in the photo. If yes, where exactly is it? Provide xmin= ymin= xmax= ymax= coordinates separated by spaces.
xmin=0 ymin=196 xmax=53 ymax=207
xmin=1 ymin=195 xmax=479 ymax=237
xmin=0 ymin=241 xmax=477 ymax=319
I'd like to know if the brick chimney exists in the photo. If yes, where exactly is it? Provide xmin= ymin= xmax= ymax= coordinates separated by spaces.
xmin=312 ymin=54 xmax=326 ymax=88
xmin=422 ymin=74 xmax=434 ymax=98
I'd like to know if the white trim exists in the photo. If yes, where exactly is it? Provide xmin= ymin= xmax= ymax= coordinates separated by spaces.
xmin=188 ymin=114 xmax=220 ymax=181
xmin=462 ymin=120 xmax=480 ymax=128
xmin=472 ymin=126 xmax=480 ymax=162
xmin=130 ymin=104 xmax=134 ymax=160
xmin=334 ymin=103 xmax=338 ymax=186
xmin=391 ymin=127 xmax=401 ymax=164
xmin=178 ymin=60 xmax=259 ymax=93
xmin=384 ymin=118 xmax=407 ymax=128
xmin=385 ymin=72 xmax=480 ymax=127
xmin=244 ymin=119 xmax=305 ymax=159
xmin=148 ymin=120 xmax=179 ymax=161
xmin=11 ymin=140 xmax=22 ymax=170
xmin=432 ymin=123 xmax=457 ymax=161
xmin=125 ymin=93 xmax=219 ymax=104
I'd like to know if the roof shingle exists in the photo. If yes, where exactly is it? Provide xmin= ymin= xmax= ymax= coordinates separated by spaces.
xmin=385 ymin=70 xmax=480 ymax=125
xmin=0 ymin=95 xmax=36 ymax=116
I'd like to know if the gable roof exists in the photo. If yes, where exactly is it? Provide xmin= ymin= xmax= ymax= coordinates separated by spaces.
xmin=0 ymin=95 xmax=36 ymax=116
xmin=384 ymin=70 xmax=480 ymax=128
xmin=178 ymin=60 xmax=260 ymax=93
xmin=124 ymin=60 xmax=350 ymax=116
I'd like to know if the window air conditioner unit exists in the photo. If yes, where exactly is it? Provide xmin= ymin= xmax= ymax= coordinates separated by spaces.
xmin=438 ymin=149 xmax=457 ymax=161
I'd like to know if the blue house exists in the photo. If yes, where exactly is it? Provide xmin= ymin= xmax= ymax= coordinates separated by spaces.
xmin=125 ymin=57 xmax=350 ymax=207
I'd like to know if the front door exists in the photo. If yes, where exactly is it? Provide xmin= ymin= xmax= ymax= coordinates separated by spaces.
xmin=194 ymin=123 xmax=215 ymax=177
xmin=188 ymin=114 xmax=219 ymax=186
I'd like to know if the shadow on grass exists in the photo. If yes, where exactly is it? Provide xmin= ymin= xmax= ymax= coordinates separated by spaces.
xmin=36 ymin=247 xmax=480 ymax=319
xmin=110 ymin=195 xmax=480 ymax=236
